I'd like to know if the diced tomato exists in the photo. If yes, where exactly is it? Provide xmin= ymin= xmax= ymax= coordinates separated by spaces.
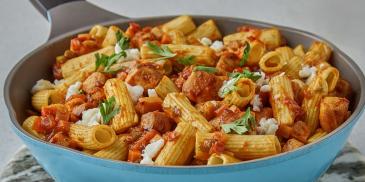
xmin=160 ymin=34 xmax=172 ymax=44
xmin=40 ymin=116 xmax=57 ymax=133
xmin=128 ymin=130 xmax=158 ymax=162
xmin=32 ymin=117 xmax=46 ymax=134
xmin=125 ymin=22 xmax=141 ymax=38
xmin=77 ymin=33 xmax=91 ymax=41
xmin=128 ymin=150 xmax=142 ymax=163
xmin=53 ymin=62 xmax=63 ymax=80
xmin=70 ymin=38 xmax=81 ymax=52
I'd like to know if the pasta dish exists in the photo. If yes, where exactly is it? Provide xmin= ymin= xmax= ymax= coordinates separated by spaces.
xmin=22 ymin=15 xmax=352 ymax=166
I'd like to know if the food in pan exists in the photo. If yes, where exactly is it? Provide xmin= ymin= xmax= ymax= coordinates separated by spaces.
xmin=24 ymin=15 xmax=352 ymax=166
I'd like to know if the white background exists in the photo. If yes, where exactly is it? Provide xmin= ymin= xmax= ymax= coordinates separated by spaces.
xmin=1 ymin=0 xmax=365 ymax=171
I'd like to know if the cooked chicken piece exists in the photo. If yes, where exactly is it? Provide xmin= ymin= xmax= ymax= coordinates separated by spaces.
xmin=82 ymin=72 xmax=107 ymax=94
xmin=216 ymin=52 xmax=240 ymax=75
xmin=182 ymin=70 xmax=223 ymax=103
xmin=125 ymin=61 xmax=164 ymax=90
xmin=141 ymin=111 xmax=173 ymax=133
xmin=319 ymin=97 xmax=350 ymax=132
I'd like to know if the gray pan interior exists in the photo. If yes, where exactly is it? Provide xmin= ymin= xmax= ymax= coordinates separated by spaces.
xmin=4 ymin=13 xmax=365 ymax=166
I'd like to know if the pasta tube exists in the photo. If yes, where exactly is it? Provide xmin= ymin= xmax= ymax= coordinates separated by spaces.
xmin=155 ymin=76 xmax=179 ymax=99
xmin=223 ymin=78 xmax=256 ymax=108
xmin=259 ymin=51 xmax=286 ymax=73
xmin=69 ymin=124 xmax=117 ymax=150
xmin=304 ymin=41 xmax=332 ymax=66
xmin=282 ymin=56 xmax=303 ymax=79
xmin=167 ymin=30 xmax=187 ymax=44
xmin=207 ymin=153 xmax=241 ymax=165
xmin=259 ymin=28 xmax=283 ymax=50
xmin=101 ymin=26 xmax=123 ymax=47
xmin=155 ymin=122 xmax=196 ymax=165
xmin=307 ymin=129 xmax=327 ymax=143
xmin=246 ymin=40 xmax=266 ymax=66
xmin=89 ymin=25 xmax=108 ymax=42
xmin=187 ymin=19 xmax=222 ymax=44
xmin=93 ymin=136 xmax=129 ymax=160
xmin=31 ymin=89 xmax=64 ymax=111
xmin=61 ymin=46 xmax=114 ymax=78
xmin=22 ymin=116 xmax=45 ymax=140
xmin=223 ymin=32 xmax=251 ymax=45
xmin=302 ymin=76 xmax=329 ymax=133
xmin=275 ymin=46 xmax=294 ymax=62
xmin=318 ymin=66 xmax=339 ymax=92
xmin=195 ymin=132 xmax=281 ymax=160
xmin=55 ymin=71 xmax=88 ymax=92
xmin=161 ymin=15 xmax=196 ymax=35
xmin=293 ymin=44 xmax=305 ymax=57
xmin=163 ymin=93 xmax=213 ymax=132
xmin=141 ymin=44 xmax=217 ymax=66
xmin=104 ymin=79 xmax=139 ymax=133
xmin=269 ymin=74 xmax=298 ymax=126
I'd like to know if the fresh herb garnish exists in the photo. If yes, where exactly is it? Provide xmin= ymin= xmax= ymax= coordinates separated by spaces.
xmin=194 ymin=66 xmax=217 ymax=73
xmin=99 ymin=96 xmax=120 ymax=124
xmin=239 ymin=42 xmax=251 ymax=66
xmin=229 ymin=69 xmax=261 ymax=82
xmin=116 ymin=31 xmax=129 ymax=50
xmin=221 ymin=107 xmax=255 ymax=135
xmin=95 ymin=53 xmax=125 ymax=73
xmin=177 ymin=55 xmax=196 ymax=65
xmin=146 ymin=42 xmax=176 ymax=60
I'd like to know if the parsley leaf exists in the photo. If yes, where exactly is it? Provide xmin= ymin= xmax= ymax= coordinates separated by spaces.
xmin=116 ymin=31 xmax=130 ymax=50
xmin=229 ymin=69 xmax=261 ymax=82
xmin=194 ymin=66 xmax=217 ymax=73
xmin=146 ymin=42 xmax=176 ymax=59
xmin=221 ymin=107 xmax=255 ymax=135
xmin=177 ymin=55 xmax=196 ymax=65
xmin=99 ymin=96 xmax=120 ymax=124
xmin=239 ymin=42 xmax=251 ymax=66
xmin=94 ymin=53 xmax=125 ymax=73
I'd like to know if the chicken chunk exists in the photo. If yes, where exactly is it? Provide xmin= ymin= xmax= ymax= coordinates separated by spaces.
xmin=135 ymin=97 xmax=163 ymax=114
xmin=82 ymin=72 xmax=107 ymax=94
xmin=125 ymin=61 xmax=164 ymax=90
xmin=174 ymin=66 xmax=193 ymax=90
xmin=182 ymin=70 xmax=223 ymax=103
xmin=319 ymin=97 xmax=350 ymax=132
xmin=196 ymin=101 xmax=223 ymax=120
xmin=282 ymin=138 xmax=304 ymax=152
xmin=141 ymin=111 xmax=173 ymax=133
xmin=216 ymin=52 xmax=240 ymax=75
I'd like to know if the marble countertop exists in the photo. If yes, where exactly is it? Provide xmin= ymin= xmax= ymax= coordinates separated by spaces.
xmin=1 ymin=0 xmax=365 ymax=172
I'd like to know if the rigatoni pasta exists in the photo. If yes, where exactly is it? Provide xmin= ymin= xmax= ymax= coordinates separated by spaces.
xmin=24 ymin=15 xmax=352 ymax=166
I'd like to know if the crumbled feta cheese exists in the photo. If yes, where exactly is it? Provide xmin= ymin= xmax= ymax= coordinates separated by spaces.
xmin=260 ymin=85 xmax=271 ymax=92
xmin=147 ymin=89 xmax=158 ymax=97
xmin=210 ymin=40 xmax=224 ymax=52
xmin=255 ymin=71 xmax=268 ymax=87
xmin=250 ymin=94 xmax=263 ymax=112
xmin=200 ymin=37 xmax=212 ymax=46
xmin=257 ymin=118 xmax=279 ymax=135
xmin=31 ymin=79 xmax=55 ymax=94
xmin=114 ymin=44 xmax=140 ymax=62
xmin=140 ymin=139 xmax=165 ymax=165
xmin=75 ymin=108 xmax=102 ymax=126
xmin=65 ymin=81 xmax=82 ymax=100
xmin=279 ymin=72 xmax=285 ymax=76
xmin=218 ymin=77 xmax=238 ymax=98
xmin=299 ymin=65 xmax=316 ymax=79
xmin=125 ymin=83 xmax=144 ymax=103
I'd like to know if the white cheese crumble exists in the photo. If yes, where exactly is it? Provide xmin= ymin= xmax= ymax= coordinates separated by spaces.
xmin=31 ymin=79 xmax=55 ymax=94
xmin=140 ymin=139 xmax=165 ymax=165
xmin=210 ymin=40 xmax=224 ymax=52
xmin=65 ymin=81 xmax=82 ymax=100
xmin=279 ymin=72 xmax=285 ymax=76
xmin=200 ymin=37 xmax=212 ymax=46
xmin=114 ymin=44 xmax=140 ymax=62
xmin=257 ymin=118 xmax=279 ymax=135
xmin=53 ymin=79 xmax=64 ymax=86
xmin=218 ymin=77 xmax=238 ymax=98
xmin=75 ymin=108 xmax=102 ymax=126
xmin=250 ymin=94 xmax=263 ymax=112
xmin=147 ymin=89 xmax=158 ymax=97
xmin=255 ymin=71 xmax=269 ymax=87
xmin=299 ymin=65 xmax=316 ymax=79
xmin=125 ymin=83 xmax=144 ymax=103
xmin=260 ymin=85 xmax=271 ymax=92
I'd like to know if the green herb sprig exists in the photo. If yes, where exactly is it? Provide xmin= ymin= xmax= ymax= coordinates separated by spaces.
xmin=219 ymin=69 xmax=261 ymax=98
xmin=228 ymin=69 xmax=261 ymax=82
xmin=146 ymin=42 xmax=176 ymax=60
xmin=99 ymin=96 xmax=120 ymax=125
xmin=239 ymin=42 xmax=251 ymax=66
xmin=177 ymin=55 xmax=196 ymax=65
xmin=221 ymin=107 xmax=256 ymax=135
xmin=193 ymin=66 xmax=217 ymax=73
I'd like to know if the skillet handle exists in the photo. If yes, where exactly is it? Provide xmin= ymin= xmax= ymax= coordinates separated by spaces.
xmin=29 ymin=0 xmax=129 ymax=40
